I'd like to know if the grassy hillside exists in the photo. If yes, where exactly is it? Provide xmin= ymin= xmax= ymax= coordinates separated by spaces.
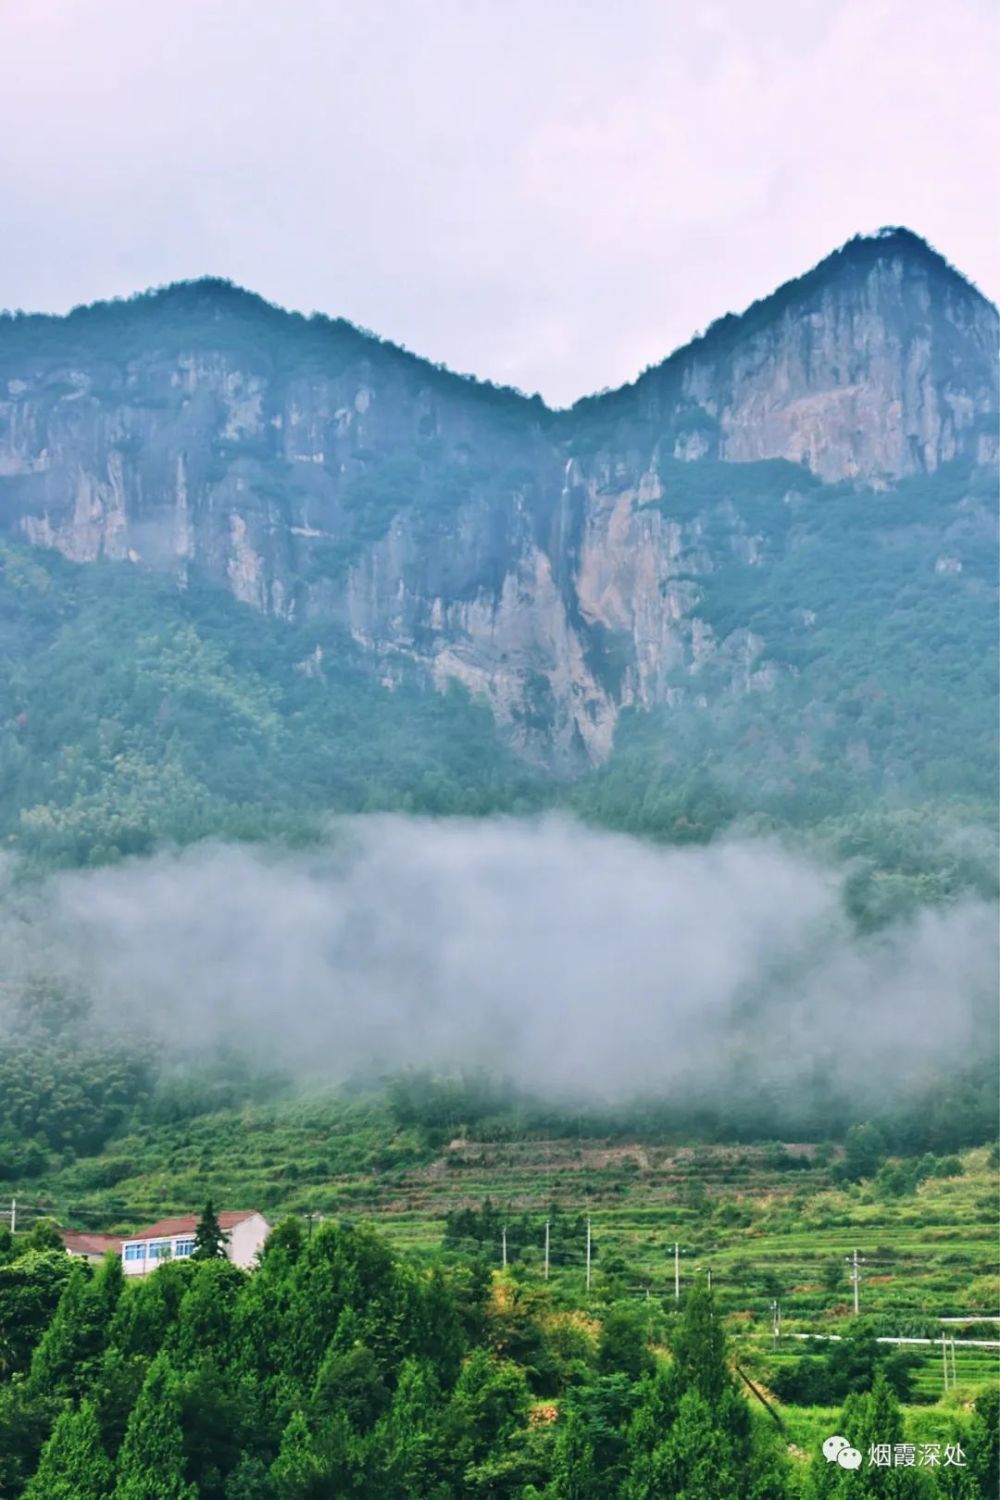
xmin=16 ymin=1090 xmax=998 ymax=1328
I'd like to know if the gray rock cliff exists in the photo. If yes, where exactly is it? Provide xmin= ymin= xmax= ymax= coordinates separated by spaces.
xmin=0 ymin=228 xmax=996 ymax=763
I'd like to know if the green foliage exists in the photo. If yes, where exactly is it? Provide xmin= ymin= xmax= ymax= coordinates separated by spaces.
xmin=29 ymin=1252 xmax=123 ymax=1399
xmin=269 ymin=1410 xmax=325 ymax=1500
xmin=622 ymin=1283 xmax=789 ymax=1500
xmin=0 ymin=980 xmax=156 ymax=1175
xmin=0 ymin=544 xmax=545 ymax=870
xmin=191 ymin=1202 xmax=230 ymax=1261
xmin=22 ymin=1400 xmax=113 ymax=1500
xmin=113 ymin=1352 xmax=197 ymax=1499
xmin=806 ymin=1370 xmax=930 ymax=1498
xmin=772 ymin=1323 xmax=923 ymax=1406
xmin=0 ymin=1198 xmax=991 ymax=1497
xmin=596 ymin=1304 xmax=654 ymax=1381
xmin=966 ymin=1389 xmax=998 ymax=1500
xmin=670 ymin=1278 xmax=730 ymax=1406
xmin=23 ymin=1217 xmax=64 ymax=1252
xmin=0 ymin=1249 xmax=71 ymax=1378
xmin=835 ymin=1124 xmax=889 ymax=1184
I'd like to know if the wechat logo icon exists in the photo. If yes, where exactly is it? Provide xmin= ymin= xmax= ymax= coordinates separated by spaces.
xmin=823 ymin=1435 xmax=863 ymax=1470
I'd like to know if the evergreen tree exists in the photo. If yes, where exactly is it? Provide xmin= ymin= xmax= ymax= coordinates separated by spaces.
xmin=623 ymin=1368 xmax=681 ymax=1500
xmin=647 ymin=1386 xmax=741 ymax=1500
xmin=224 ymin=1452 xmax=276 ymax=1500
xmin=628 ymin=1280 xmax=788 ymax=1500
xmin=113 ymin=1352 xmax=197 ymax=1500
xmin=548 ymin=1375 xmax=636 ymax=1497
xmin=23 ymin=1400 xmax=114 ymax=1500
xmin=310 ymin=1341 xmax=388 ymax=1431
xmin=838 ymin=1123 xmax=888 ymax=1182
xmin=547 ymin=1408 xmax=601 ymax=1499
xmin=30 ymin=1252 xmax=124 ymax=1399
xmin=169 ymin=1258 xmax=245 ymax=1368
xmin=966 ymin=1388 xmax=999 ymax=1500
xmin=191 ymin=1202 xmax=230 ymax=1261
xmin=445 ymin=1346 xmax=531 ymax=1476
xmin=807 ymin=1372 xmax=930 ymax=1498
xmin=269 ymin=1410 xmax=326 ymax=1500
xmin=176 ymin=1358 xmax=244 ymax=1497
xmin=0 ymin=1248 xmax=72 ymax=1376
xmin=371 ymin=1356 xmax=446 ymax=1498
xmin=670 ymin=1277 xmax=730 ymax=1405
xmin=597 ymin=1303 xmax=654 ymax=1381
xmin=108 ymin=1260 xmax=191 ymax=1360
xmin=0 ymin=1380 xmax=63 ymax=1499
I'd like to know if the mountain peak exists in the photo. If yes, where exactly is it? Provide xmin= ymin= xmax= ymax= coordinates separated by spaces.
xmin=810 ymin=224 xmax=991 ymax=299
xmin=683 ymin=226 xmax=992 ymax=367
xmin=570 ymin=226 xmax=996 ymax=430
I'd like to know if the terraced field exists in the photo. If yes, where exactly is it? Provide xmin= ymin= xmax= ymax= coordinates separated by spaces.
xmin=23 ymin=1095 xmax=997 ymax=1336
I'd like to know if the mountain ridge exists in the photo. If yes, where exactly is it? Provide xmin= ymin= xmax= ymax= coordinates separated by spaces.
xmin=3 ymin=226 xmax=993 ymax=414
xmin=0 ymin=225 xmax=996 ymax=786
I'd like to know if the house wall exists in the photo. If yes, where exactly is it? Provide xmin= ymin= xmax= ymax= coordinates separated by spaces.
xmin=227 ymin=1213 xmax=270 ymax=1269
xmin=121 ymin=1242 xmax=153 ymax=1276
xmin=121 ymin=1233 xmax=196 ymax=1276
xmin=120 ymin=1215 xmax=270 ymax=1275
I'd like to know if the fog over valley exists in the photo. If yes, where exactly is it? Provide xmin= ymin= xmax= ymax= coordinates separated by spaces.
xmin=2 ymin=817 xmax=994 ymax=1117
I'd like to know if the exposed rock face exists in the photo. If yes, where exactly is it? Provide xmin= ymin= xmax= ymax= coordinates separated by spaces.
xmin=0 ymin=229 xmax=996 ymax=763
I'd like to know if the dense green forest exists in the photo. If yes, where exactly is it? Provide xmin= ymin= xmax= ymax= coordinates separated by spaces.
xmin=0 ymin=1214 xmax=994 ymax=1498
xmin=0 ymin=542 xmax=544 ymax=870
xmin=0 ymin=421 xmax=995 ymax=1494
xmin=1 ymin=500 xmax=996 ymax=924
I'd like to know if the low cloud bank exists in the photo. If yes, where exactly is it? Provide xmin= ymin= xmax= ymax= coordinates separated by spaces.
xmin=2 ymin=816 xmax=996 ymax=1107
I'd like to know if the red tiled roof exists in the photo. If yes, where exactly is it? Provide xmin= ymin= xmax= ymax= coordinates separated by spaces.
xmin=125 ymin=1210 xmax=261 ymax=1242
xmin=62 ymin=1231 xmax=121 ymax=1256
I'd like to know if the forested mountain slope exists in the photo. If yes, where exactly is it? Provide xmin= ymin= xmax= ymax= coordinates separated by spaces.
xmin=0 ymin=226 xmax=995 ymax=783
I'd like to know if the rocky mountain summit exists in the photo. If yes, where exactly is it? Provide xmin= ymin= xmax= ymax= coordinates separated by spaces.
xmin=0 ymin=228 xmax=996 ymax=765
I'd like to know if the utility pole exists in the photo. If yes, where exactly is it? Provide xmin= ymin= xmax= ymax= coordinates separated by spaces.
xmin=674 ymin=1241 xmax=680 ymax=1303
xmin=9 ymin=1198 xmax=14 ymax=1236
xmin=771 ymin=1298 xmax=781 ymax=1345
xmin=846 ymin=1249 xmax=864 ymax=1316
xmin=501 ymin=1225 xmax=507 ymax=1271
xmin=543 ymin=1219 xmax=550 ymax=1281
xmin=585 ymin=1217 xmax=592 ymax=1292
xmin=950 ymin=1338 xmax=957 ymax=1387
xmin=942 ymin=1336 xmax=950 ymax=1392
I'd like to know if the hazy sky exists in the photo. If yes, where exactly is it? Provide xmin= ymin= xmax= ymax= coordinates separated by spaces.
xmin=1 ymin=0 xmax=997 ymax=404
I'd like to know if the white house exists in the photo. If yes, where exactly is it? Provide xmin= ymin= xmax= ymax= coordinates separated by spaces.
xmin=119 ymin=1210 xmax=270 ymax=1276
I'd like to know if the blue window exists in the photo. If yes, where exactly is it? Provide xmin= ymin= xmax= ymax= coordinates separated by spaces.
xmin=174 ymin=1238 xmax=195 ymax=1258
xmin=123 ymin=1243 xmax=145 ymax=1262
xmin=148 ymin=1240 xmax=172 ymax=1261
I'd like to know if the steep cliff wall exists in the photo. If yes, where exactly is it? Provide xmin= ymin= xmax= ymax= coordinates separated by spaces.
xmin=0 ymin=230 xmax=996 ymax=763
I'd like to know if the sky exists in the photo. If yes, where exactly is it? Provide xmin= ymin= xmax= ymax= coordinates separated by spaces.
xmin=1 ymin=0 xmax=997 ymax=405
